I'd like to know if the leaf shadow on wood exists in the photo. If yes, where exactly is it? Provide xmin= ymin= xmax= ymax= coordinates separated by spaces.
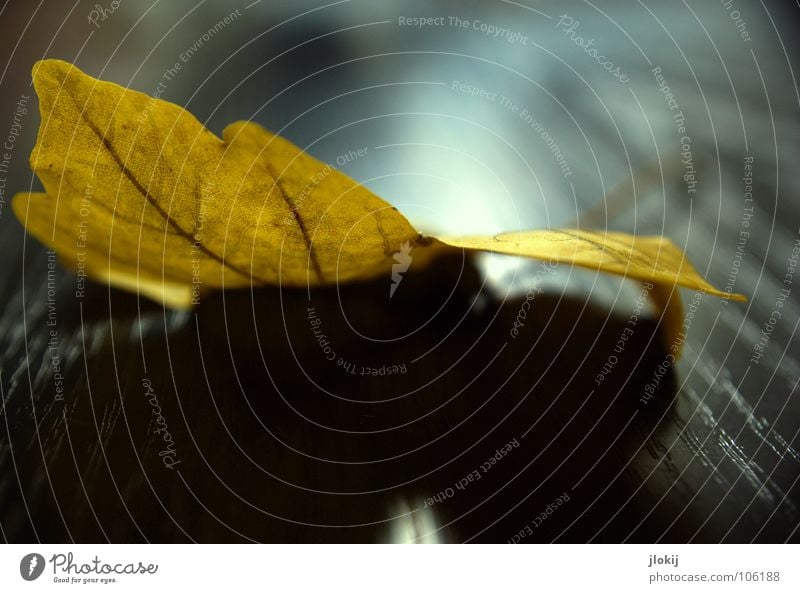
xmin=3 ymin=251 xmax=691 ymax=543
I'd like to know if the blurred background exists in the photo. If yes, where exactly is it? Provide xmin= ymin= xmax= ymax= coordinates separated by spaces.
xmin=1 ymin=0 xmax=799 ymax=542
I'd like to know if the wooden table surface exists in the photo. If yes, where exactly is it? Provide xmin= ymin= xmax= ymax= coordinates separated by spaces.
xmin=1 ymin=245 xmax=798 ymax=543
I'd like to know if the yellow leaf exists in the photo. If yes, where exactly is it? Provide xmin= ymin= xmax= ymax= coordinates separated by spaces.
xmin=13 ymin=59 xmax=420 ymax=307
xmin=13 ymin=60 xmax=744 ymax=356
xmin=436 ymin=230 xmax=741 ymax=299
xmin=435 ymin=230 xmax=746 ymax=352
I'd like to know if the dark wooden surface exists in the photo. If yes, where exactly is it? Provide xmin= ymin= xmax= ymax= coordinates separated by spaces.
xmin=1 ymin=0 xmax=800 ymax=543
xmin=1 ymin=246 xmax=798 ymax=543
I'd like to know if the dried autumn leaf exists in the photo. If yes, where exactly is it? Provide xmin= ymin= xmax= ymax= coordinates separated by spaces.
xmin=14 ymin=60 xmax=744 ymax=352
xmin=436 ymin=230 xmax=737 ymax=298
xmin=14 ymin=59 xmax=421 ymax=306
xmin=435 ymin=231 xmax=745 ymax=351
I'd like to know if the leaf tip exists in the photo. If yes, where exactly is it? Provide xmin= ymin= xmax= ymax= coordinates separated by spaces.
xmin=725 ymin=292 xmax=748 ymax=303
xmin=11 ymin=191 xmax=34 ymax=221
xmin=31 ymin=59 xmax=74 ymax=87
